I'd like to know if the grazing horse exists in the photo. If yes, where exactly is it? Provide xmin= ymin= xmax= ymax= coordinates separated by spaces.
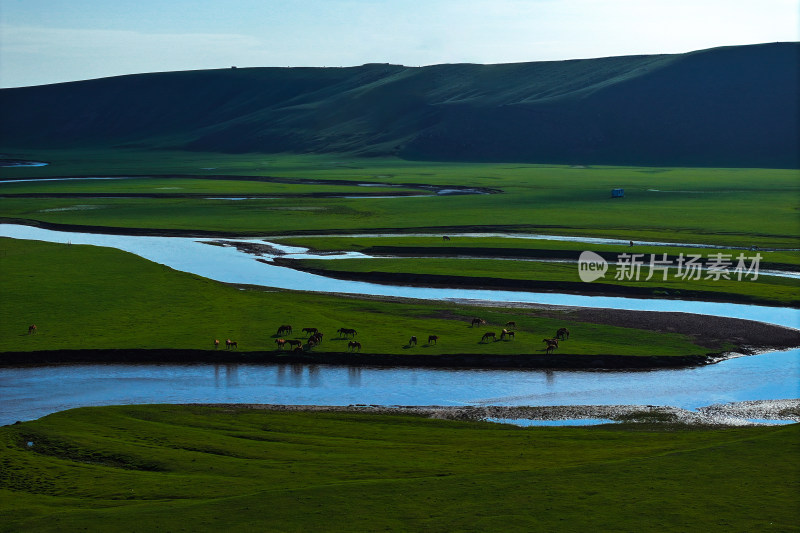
xmin=275 ymin=338 xmax=287 ymax=349
xmin=442 ymin=235 xmax=451 ymax=241
xmin=556 ymin=327 xmax=570 ymax=340
xmin=338 ymin=328 xmax=357 ymax=338
xmin=471 ymin=318 xmax=486 ymax=327
xmin=302 ymin=327 xmax=318 ymax=336
xmin=285 ymin=339 xmax=302 ymax=348
xmin=408 ymin=336 xmax=417 ymax=346
xmin=28 ymin=324 xmax=37 ymax=335
xmin=543 ymin=338 xmax=558 ymax=354
xmin=214 ymin=339 xmax=220 ymax=349
xmin=348 ymin=341 xmax=362 ymax=352
xmin=428 ymin=335 xmax=439 ymax=345
xmin=277 ymin=325 xmax=292 ymax=336
xmin=226 ymin=339 xmax=238 ymax=349
xmin=500 ymin=329 xmax=515 ymax=340
xmin=481 ymin=332 xmax=496 ymax=342
xmin=505 ymin=321 xmax=516 ymax=329
xmin=309 ymin=332 xmax=323 ymax=344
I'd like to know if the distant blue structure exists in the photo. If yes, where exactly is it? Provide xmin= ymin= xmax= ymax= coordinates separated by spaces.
xmin=611 ymin=188 xmax=625 ymax=198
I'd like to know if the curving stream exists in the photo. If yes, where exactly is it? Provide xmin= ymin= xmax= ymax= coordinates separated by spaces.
xmin=1 ymin=224 xmax=798 ymax=328
xmin=1 ymin=223 xmax=798 ymax=425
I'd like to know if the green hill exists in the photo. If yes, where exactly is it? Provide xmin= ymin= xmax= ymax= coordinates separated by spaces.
xmin=1 ymin=42 xmax=796 ymax=167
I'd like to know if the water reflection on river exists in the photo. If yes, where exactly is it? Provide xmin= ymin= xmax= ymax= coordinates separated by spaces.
xmin=2 ymin=349 xmax=797 ymax=425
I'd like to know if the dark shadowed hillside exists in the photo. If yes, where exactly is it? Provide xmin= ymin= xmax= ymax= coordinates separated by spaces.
xmin=1 ymin=42 xmax=797 ymax=167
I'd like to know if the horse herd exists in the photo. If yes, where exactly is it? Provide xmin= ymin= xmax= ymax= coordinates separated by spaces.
xmin=212 ymin=320 xmax=570 ymax=355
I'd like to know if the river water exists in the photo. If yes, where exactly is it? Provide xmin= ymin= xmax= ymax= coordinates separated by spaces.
xmin=0 ymin=223 xmax=797 ymax=424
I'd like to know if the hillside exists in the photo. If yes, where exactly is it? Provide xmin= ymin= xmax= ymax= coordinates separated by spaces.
xmin=0 ymin=42 xmax=797 ymax=167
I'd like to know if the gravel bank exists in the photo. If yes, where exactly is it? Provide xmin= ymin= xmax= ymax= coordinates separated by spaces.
xmin=197 ymin=399 xmax=800 ymax=427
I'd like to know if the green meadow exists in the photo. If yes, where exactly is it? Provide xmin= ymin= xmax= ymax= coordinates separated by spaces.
xmin=1 ymin=405 xmax=798 ymax=532
xmin=2 ymin=149 xmax=798 ymax=248
xmin=0 ymin=238 xmax=708 ymax=357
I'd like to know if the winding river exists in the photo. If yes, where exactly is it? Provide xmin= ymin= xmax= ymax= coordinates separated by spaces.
xmin=1 ymin=223 xmax=798 ymax=425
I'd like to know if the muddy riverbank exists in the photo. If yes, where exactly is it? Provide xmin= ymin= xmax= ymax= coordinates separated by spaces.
xmin=0 ymin=348 xmax=722 ymax=368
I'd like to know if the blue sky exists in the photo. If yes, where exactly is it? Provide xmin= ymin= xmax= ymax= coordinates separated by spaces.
xmin=1 ymin=0 xmax=797 ymax=88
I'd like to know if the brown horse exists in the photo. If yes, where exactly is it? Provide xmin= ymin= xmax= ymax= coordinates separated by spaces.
xmin=28 ymin=324 xmax=37 ymax=335
xmin=285 ymin=339 xmax=302 ymax=348
xmin=277 ymin=325 xmax=292 ymax=336
xmin=275 ymin=338 xmax=286 ymax=349
xmin=500 ymin=329 xmax=515 ymax=340
xmin=309 ymin=332 xmax=323 ymax=344
xmin=543 ymin=338 xmax=558 ymax=354
xmin=348 ymin=341 xmax=362 ymax=351
xmin=302 ymin=327 xmax=318 ymax=336
xmin=481 ymin=332 xmax=496 ymax=342
xmin=428 ymin=335 xmax=439 ymax=345
xmin=408 ymin=336 xmax=417 ymax=346
xmin=556 ymin=327 xmax=570 ymax=340
xmin=214 ymin=339 xmax=220 ymax=349
xmin=442 ymin=235 xmax=451 ymax=241
xmin=338 ymin=328 xmax=357 ymax=338
xmin=505 ymin=321 xmax=516 ymax=329
xmin=226 ymin=339 xmax=238 ymax=349
xmin=471 ymin=318 xmax=486 ymax=327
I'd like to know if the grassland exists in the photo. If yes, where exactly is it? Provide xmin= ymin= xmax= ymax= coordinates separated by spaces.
xmin=1 ymin=405 xmax=798 ymax=532
xmin=2 ymin=149 xmax=798 ymax=248
xmin=1 ymin=237 xmax=722 ymax=360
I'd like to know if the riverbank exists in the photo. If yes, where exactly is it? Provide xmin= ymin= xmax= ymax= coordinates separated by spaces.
xmin=197 ymin=399 xmax=800 ymax=426
xmin=272 ymin=257 xmax=799 ymax=307
xmin=0 ymin=347 xmax=721 ymax=368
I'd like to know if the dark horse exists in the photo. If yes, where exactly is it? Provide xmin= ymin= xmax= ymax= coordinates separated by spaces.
xmin=481 ymin=332 xmax=496 ymax=342
xmin=285 ymin=339 xmax=302 ymax=348
xmin=348 ymin=341 xmax=362 ymax=351
xmin=428 ymin=335 xmax=439 ymax=344
xmin=28 ymin=324 xmax=37 ymax=334
xmin=543 ymin=338 xmax=558 ymax=354
xmin=338 ymin=328 xmax=357 ymax=338
xmin=442 ymin=235 xmax=451 ymax=241
xmin=408 ymin=336 xmax=417 ymax=346
xmin=276 ymin=324 xmax=292 ymax=336
xmin=302 ymin=327 xmax=318 ymax=336
xmin=226 ymin=339 xmax=238 ymax=349
xmin=471 ymin=318 xmax=486 ymax=327
xmin=556 ymin=327 xmax=570 ymax=340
